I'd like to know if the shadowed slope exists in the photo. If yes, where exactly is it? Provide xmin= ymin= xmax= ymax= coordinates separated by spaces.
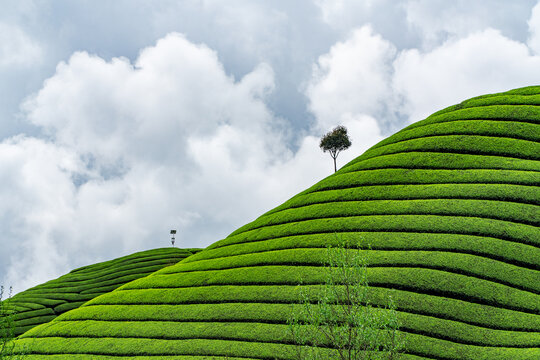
xmin=12 ymin=86 xmax=540 ymax=359
xmin=2 ymin=247 xmax=198 ymax=336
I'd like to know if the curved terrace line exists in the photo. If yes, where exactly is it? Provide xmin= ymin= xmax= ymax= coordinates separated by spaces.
xmin=302 ymin=171 xmax=540 ymax=196
xmin=45 ymin=309 xmax=540 ymax=333
xmin=61 ymin=301 xmax=536 ymax=334
xmin=408 ymin=104 xmax=540 ymax=127
xmin=346 ymin=144 xmax=540 ymax=170
xmin=222 ymin=215 xmax=540 ymax=249
xmin=104 ymin=279 xmax=540 ymax=315
xmin=143 ymin=261 xmax=540 ymax=295
xmin=366 ymin=132 xmax=540 ymax=158
xmin=11 ymin=346 xmax=274 ymax=360
xmin=35 ymin=265 xmax=180 ymax=286
xmin=213 ymin=229 xmax=539 ymax=255
xmin=294 ymin=182 xmax=540 ymax=197
xmin=21 ymin=330 xmax=540 ymax=350
xmin=182 ymin=244 xmax=540 ymax=272
xmin=341 ymin=159 xmax=540 ymax=175
xmin=61 ymin=258 xmax=188 ymax=281
xmin=366 ymin=120 xmax=540 ymax=149
xmin=239 ymin=198 xmax=540 ymax=232
xmin=163 ymin=254 xmax=540 ymax=293
xmin=9 ymin=346 xmax=438 ymax=360
xmin=340 ymin=151 xmax=540 ymax=173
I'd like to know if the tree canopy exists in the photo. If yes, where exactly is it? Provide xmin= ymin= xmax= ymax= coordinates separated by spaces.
xmin=319 ymin=125 xmax=352 ymax=172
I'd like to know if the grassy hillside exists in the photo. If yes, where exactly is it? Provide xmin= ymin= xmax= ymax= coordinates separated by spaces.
xmin=2 ymin=247 xmax=197 ymax=336
xmin=11 ymin=86 xmax=540 ymax=359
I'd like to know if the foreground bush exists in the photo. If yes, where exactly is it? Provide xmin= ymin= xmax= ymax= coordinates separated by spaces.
xmin=288 ymin=236 xmax=404 ymax=359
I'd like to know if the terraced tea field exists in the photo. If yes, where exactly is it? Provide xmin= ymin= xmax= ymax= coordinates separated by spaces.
xmin=3 ymin=247 xmax=197 ymax=336
xmin=10 ymin=86 xmax=540 ymax=359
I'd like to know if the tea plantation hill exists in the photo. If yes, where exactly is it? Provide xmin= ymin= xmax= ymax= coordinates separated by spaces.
xmin=3 ymin=247 xmax=199 ymax=336
xmin=12 ymin=86 xmax=540 ymax=359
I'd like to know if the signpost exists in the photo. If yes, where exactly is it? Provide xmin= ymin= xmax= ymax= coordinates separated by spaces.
xmin=170 ymin=230 xmax=176 ymax=247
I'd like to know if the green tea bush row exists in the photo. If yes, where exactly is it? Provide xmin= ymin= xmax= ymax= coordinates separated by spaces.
xmin=158 ymin=248 xmax=539 ymax=293
xmin=28 ymin=267 xmax=170 ymax=294
xmin=12 ymin=356 xmax=258 ymax=360
xmin=62 ymin=272 xmax=158 ymax=292
xmin=55 ymin=287 xmax=538 ymax=331
xmin=15 ymin=329 xmax=538 ymax=359
xmin=63 ymin=254 xmax=189 ymax=286
xmin=368 ymin=121 xmax=540 ymax=152
xmin=26 ymin=305 xmax=538 ymax=349
xmin=12 ymin=337 xmax=300 ymax=359
xmin=428 ymin=88 xmax=540 ymax=117
xmin=343 ymin=132 xmax=540 ymax=170
xmin=11 ymin=309 xmax=54 ymax=321
xmin=235 ymin=199 xmax=538 ymax=235
xmin=116 ymin=265 xmax=538 ymax=313
xmin=349 ymin=136 xmax=540 ymax=167
xmin=12 ymin=324 xmax=36 ymax=338
xmin=52 ymin=302 xmax=86 ymax=314
xmin=8 ymin=298 xmax=65 ymax=308
xmin=283 ymin=169 xmax=540 ymax=201
xmin=222 ymin=215 xmax=538 ymax=251
xmin=459 ymin=94 xmax=540 ymax=107
xmin=339 ymin=151 xmax=540 ymax=173
xmin=80 ymin=284 xmax=127 ymax=295
xmin=13 ymin=293 xmax=94 ymax=304
xmin=265 ymin=184 xmax=539 ymax=218
xmin=61 ymin=256 xmax=187 ymax=283
xmin=403 ymin=331 xmax=540 ymax=360
xmin=8 ymin=303 xmax=45 ymax=312
xmin=409 ymin=105 xmax=540 ymax=131
xmin=68 ymin=248 xmax=190 ymax=272
xmin=26 ymin=321 xmax=290 ymax=345
xmin=6 ymin=248 xmax=194 ymax=336
xmin=21 ymin=316 xmax=539 ymax=348
xmin=185 ymin=232 xmax=539 ymax=271
xmin=11 ymin=315 xmax=56 ymax=328
xmin=502 ymin=86 xmax=540 ymax=95
xmin=397 ymin=312 xmax=540 ymax=347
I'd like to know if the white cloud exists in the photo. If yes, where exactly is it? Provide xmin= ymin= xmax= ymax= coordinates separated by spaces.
xmin=23 ymin=34 xmax=282 ymax=169
xmin=403 ymin=0 xmax=495 ymax=47
xmin=4 ymin=33 xmax=332 ymax=293
xmin=306 ymin=22 xmax=540 ymax=132
xmin=528 ymin=1 xmax=540 ymax=54
xmin=335 ymin=114 xmax=384 ymax=166
xmin=315 ymin=0 xmax=377 ymax=29
xmin=302 ymin=26 xmax=388 ymax=175
xmin=305 ymin=22 xmax=540 ymax=164
xmin=0 ymin=136 xmax=81 ymax=291
xmin=151 ymin=1 xmax=289 ymax=63
xmin=306 ymin=26 xmax=396 ymax=132
xmin=393 ymin=28 xmax=540 ymax=122
xmin=0 ymin=22 xmax=42 ymax=68
xmin=315 ymin=0 xmax=535 ymax=52
xmin=204 ymin=2 xmax=289 ymax=61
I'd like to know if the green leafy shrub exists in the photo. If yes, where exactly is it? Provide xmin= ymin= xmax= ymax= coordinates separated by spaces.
xmin=1 ymin=286 xmax=28 ymax=360
xmin=287 ymin=236 xmax=404 ymax=359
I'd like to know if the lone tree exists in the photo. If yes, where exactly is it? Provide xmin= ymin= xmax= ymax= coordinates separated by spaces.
xmin=320 ymin=126 xmax=351 ymax=173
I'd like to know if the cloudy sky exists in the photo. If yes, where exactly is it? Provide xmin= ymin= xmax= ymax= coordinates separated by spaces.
xmin=2 ymin=0 xmax=540 ymax=293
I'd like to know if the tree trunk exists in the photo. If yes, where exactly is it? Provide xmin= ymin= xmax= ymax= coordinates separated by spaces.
xmin=333 ymin=157 xmax=337 ymax=173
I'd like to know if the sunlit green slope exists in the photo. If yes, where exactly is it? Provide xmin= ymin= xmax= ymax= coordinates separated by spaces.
xmin=3 ymin=247 xmax=197 ymax=336
xmin=13 ymin=86 xmax=540 ymax=359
